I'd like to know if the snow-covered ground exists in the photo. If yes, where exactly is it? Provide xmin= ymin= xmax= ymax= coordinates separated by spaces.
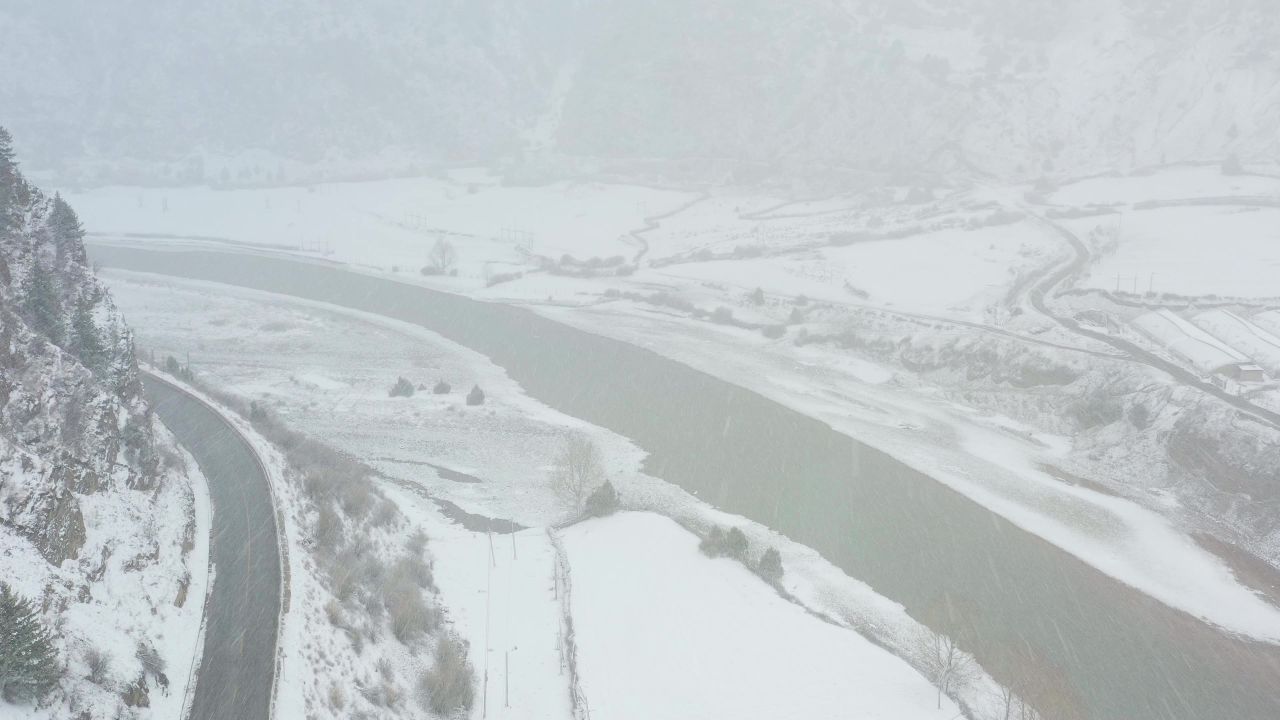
xmin=561 ymin=512 xmax=957 ymax=720
xmin=1077 ymin=205 xmax=1280 ymax=298
xmin=1047 ymin=166 xmax=1280 ymax=207
xmin=651 ymin=221 xmax=1054 ymax=320
xmin=66 ymin=178 xmax=696 ymax=284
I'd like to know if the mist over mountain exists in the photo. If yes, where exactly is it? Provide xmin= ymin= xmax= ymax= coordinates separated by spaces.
xmin=3 ymin=0 xmax=1277 ymax=186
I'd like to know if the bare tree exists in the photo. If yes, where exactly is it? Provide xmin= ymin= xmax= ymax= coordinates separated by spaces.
xmin=428 ymin=237 xmax=457 ymax=273
xmin=924 ymin=625 xmax=974 ymax=709
xmin=549 ymin=435 xmax=605 ymax=513
xmin=919 ymin=594 xmax=978 ymax=710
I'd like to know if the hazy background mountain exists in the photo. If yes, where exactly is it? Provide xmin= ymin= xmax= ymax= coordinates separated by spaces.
xmin=2 ymin=0 xmax=1277 ymax=186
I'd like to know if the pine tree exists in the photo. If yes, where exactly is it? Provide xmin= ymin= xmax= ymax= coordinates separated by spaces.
xmin=584 ymin=480 xmax=620 ymax=517
xmin=0 ymin=127 xmax=22 ymax=238
xmin=757 ymin=547 xmax=784 ymax=583
xmin=23 ymin=259 xmax=63 ymax=345
xmin=724 ymin=527 xmax=749 ymax=560
xmin=0 ymin=583 xmax=62 ymax=703
xmin=71 ymin=297 xmax=105 ymax=372
xmin=47 ymin=195 xmax=87 ymax=267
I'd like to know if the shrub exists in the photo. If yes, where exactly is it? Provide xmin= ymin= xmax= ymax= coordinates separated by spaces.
xmin=389 ymin=376 xmax=415 ymax=397
xmin=584 ymin=480 xmax=620 ymax=517
xmin=724 ymin=527 xmax=749 ymax=560
xmin=328 ymin=683 xmax=346 ymax=709
xmin=339 ymin=477 xmax=374 ymax=518
xmin=757 ymin=547 xmax=784 ymax=584
xmin=432 ymin=379 xmax=451 ymax=394
xmin=388 ymin=588 xmax=437 ymax=644
xmin=314 ymin=504 xmax=344 ymax=552
xmin=699 ymin=526 xmax=726 ymax=557
xmin=711 ymin=307 xmax=734 ymax=324
xmin=420 ymin=634 xmax=475 ymax=716
xmin=466 ymin=385 xmax=485 ymax=406
xmin=750 ymin=287 xmax=765 ymax=305
xmin=761 ymin=324 xmax=786 ymax=339
xmin=0 ymin=583 xmax=61 ymax=702
xmin=135 ymin=641 xmax=166 ymax=683
xmin=85 ymin=647 xmax=111 ymax=686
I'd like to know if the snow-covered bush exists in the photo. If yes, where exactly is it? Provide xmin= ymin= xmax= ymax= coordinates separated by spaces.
xmin=419 ymin=633 xmax=474 ymax=716
xmin=388 ymin=376 xmax=415 ymax=397
xmin=584 ymin=480 xmax=620 ymax=517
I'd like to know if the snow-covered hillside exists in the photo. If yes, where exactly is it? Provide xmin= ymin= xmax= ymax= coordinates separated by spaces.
xmin=4 ymin=0 xmax=1279 ymax=185
xmin=1 ymin=131 xmax=207 ymax=718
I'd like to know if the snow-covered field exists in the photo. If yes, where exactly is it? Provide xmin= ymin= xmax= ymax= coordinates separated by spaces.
xmin=1048 ymin=166 xmax=1280 ymax=207
xmin=1077 ymin=205 xmax=1280 ymax=298
xmin=651 ymin=221 xmax=1054 ymax=320
xmin=67 ymin=178 xmax=696 ymax=284
xmin=561 ymin=512 xmax=957 ymax=720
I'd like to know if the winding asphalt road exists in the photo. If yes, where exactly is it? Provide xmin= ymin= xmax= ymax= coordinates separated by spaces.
xmin=1026 ymin=212 xmax=1280 ymax=431
xmin=145 ymin=373 xmax=280 ymax=720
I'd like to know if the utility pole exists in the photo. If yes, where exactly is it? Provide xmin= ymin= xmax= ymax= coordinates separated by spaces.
xmin=483 ymin=531 xmax=492 ymax=718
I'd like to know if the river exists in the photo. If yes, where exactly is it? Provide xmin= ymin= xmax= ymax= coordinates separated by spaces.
xmin=94 ymin=244 xmax=1280 ymax=720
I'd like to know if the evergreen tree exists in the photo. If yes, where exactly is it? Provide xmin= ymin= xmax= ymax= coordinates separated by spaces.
xmin=47 ymin=195 xmax=87 ymax=267
xmin=23 ymin=259 xmax=63 ymax=345
xmin=757 ymin=547 xmax=784 ymax=584
xmin=0 ymin=583 xmax=62 ymax=703
xmin=584 ymin=480 xmax=620 ymax=517
xmin=389 ymin=376 xmax=415 ymax=397
xmin=71 ymin=297 xmax=105 ymax=372
xmin=724 ymin=527 xmax=749 ymax=560
xmin=466 ymin=385 xmax=485 ymax=406
xmin=0 ymin=127 xmax=23 ymax=237
xmin=699 ymin=526 xmax=726 ymax=557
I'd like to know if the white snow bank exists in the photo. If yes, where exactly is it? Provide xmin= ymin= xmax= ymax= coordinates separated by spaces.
xmin=561 ymin=512 xmax=957 ymax=720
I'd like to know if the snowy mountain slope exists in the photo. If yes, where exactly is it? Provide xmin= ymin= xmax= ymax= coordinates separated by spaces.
xmin=3 ymin=0 xmax=1278 ymax=185
xmin=0 ymin=130 xmax=206 ymax=718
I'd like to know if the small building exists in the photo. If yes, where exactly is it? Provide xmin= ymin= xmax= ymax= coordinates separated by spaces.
xmin=1191 ymin=309 xmax=1280 ymax=378
xmin=1220 ymin=363 xmax=1266 ymax=383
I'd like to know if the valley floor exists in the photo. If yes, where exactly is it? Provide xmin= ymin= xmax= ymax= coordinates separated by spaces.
xmin=100 ymin=271 xmax=974 ymax=718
